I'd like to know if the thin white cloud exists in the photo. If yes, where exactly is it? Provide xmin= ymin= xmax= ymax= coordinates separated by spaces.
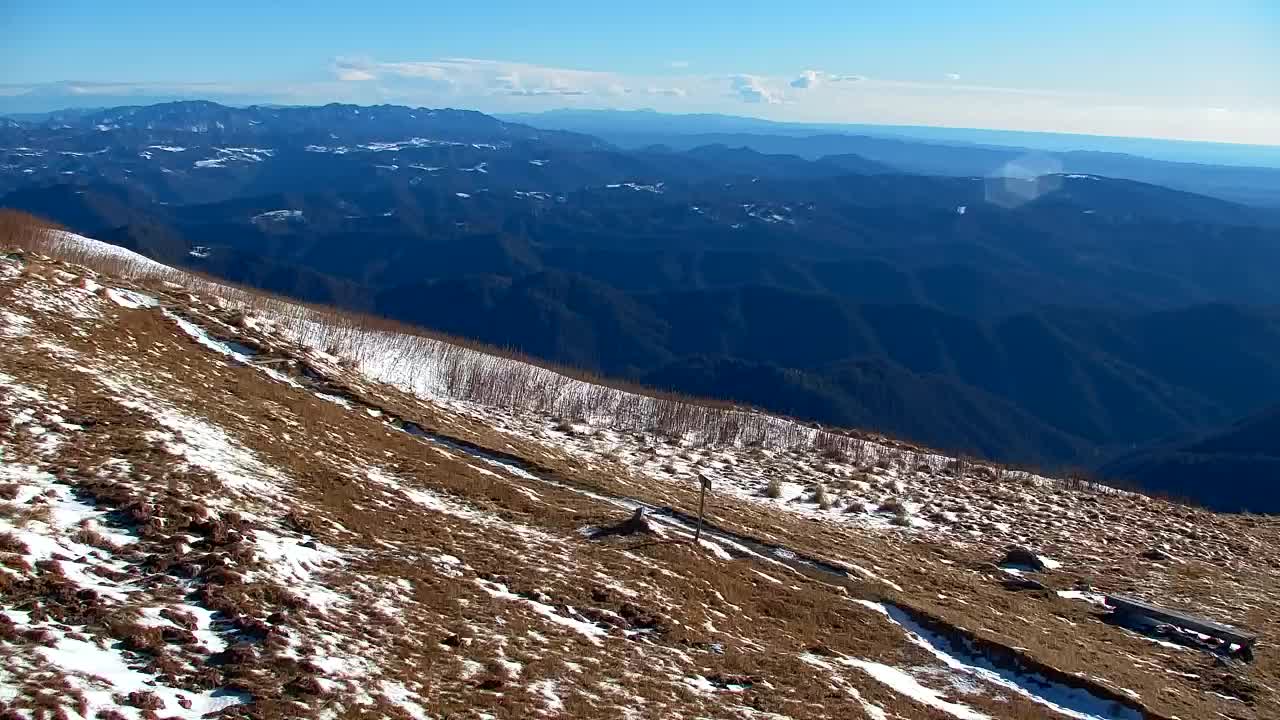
xmin=505 ymin=88 xmax=590 ymax=96
xmin=317 ymin=58 xmax=1280 ymax=143
xmin=335 ymin=68 xmax=376 ymax=82
xmin=667 ymin=60 xmax=690 ymax=69
xmin=27 ymin=59 xmax=1265 ymax=145
xmin=730 ymin=74 xmax=782 ymax=104
xmin=792 ymin=70 xmax=866 ymax=89
xmin=331 ymin=58 xmax=383 ymax=83
xmin=0 ymin=80 xmax=244 ymax=97
xmin=332 ymin=56 xmax=627 ymax=98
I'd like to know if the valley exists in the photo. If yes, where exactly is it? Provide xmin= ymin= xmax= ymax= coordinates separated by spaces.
xmin=3 ymin=102 xmax=1279 ymax=508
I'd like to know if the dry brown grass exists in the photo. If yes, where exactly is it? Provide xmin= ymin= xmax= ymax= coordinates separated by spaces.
xmin=3 ymin=217 xmax=1273 ymax=720
xmin=69 ymin=526 xmax=117 ymax=551
xmin=765 ymin=476 xmax=783 ymax=499
xmin=876 ymin=498 xmax=905 ymax=514
xmin=0 ymin=532 xmax=28 ymax=555
xmin=814 ymin=484 xmax=832 ymax=510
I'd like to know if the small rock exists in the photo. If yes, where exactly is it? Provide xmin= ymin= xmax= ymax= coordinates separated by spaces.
xmin=1001 ymin=546 xmax=1046 ymax=571
xmin=1141 ymin=547 xmax=1173 ymax=562
xmin=589 ymin=508 xmax=656 ymax=539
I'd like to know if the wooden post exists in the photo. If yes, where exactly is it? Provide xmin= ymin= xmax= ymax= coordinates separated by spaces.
xmin=695 ymin=474 xmax=710 ymax=543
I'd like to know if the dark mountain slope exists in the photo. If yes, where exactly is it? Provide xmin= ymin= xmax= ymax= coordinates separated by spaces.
xmin=9 ymin=175 xmax=1280 ymax=476
xmin=376 ymin=271 xmax=673 ymax=375
xmin=1102 ymin=405 xmax=1280 ymax=512
xmin=641 ymin=355 xmax=1088 ymax=463
xmin=355 ymin=270 xmax=1280 ymax=468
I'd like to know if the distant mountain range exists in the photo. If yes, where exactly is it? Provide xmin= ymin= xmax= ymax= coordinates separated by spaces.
xmin=503 ymin=109 xmax=1280 ymax=207
xmin=3 ymin=100 xmax=1279 ymax=509
xmin=502 ymin=108 xmax=1280 ymax=170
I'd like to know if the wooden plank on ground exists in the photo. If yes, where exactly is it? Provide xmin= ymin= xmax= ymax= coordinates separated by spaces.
xmin=1106 ymin=594 xmax=1256 ymax=647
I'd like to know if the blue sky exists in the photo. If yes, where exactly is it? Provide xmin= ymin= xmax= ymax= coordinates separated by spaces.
xmin=3 ymin=1 xmax=1278 ymax=143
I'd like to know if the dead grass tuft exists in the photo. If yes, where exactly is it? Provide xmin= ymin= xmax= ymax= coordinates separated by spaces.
xmin=877 ymin=498 xmax=905 ymax=514
xmin=766 ymin=476 xmax=783 ymax=499
xmin=107 ymin=620 xmax=165 ymax=654
xmin=0 ymin=531 xmax=28 ymax=555
xmin=70 ymin=526 xmax=118 ymax=551
xmin=814 ymin=484 xmax=832 ymax=510
xmin=122 ymin=690 xmax=164 ymax=710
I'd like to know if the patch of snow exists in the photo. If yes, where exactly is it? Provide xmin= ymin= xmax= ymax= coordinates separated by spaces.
xmin=840 ymin=657 xmax=989 ymax=719
xmin=1037 ymin=555 xmax=1063 ymax=570
xmin=698 ymin=538 xmax=734 ymax=560
xmin=381 ymin=681 xmax=429 ymax=719
xmin=101 ymin=365 xmax=289 ymax=502
xmin=1057 ymin=590 xmax=1108 ymax=606
xmin=247 ymin=528 xmax=347 ymax=612
xmin=43 ymin=230 xmax=170 ymax=275
xmin=475 ymin=578 xmax=607 ymax=646
xmin=866 ymin=601 xmax=1143 ymax=720
xmin=164 ymin=309 xmax=300 ymax=387
xmin=848 ymin=563 xmax=904 ymax=592
xmin=531 ymin=679 xmax=565 ymax=711
xmin=184 ymin=603 xmax=229 ymax=653
xmin=316 ymin=392 xmax=353 ymax=409
xmin=106 ymin=287 xmax=159 ymax=309
xmin=252 ymin=209 xmax=303 ymax=223
xmin=28 ymin=621 xmax=249 ymax=716
xmin=1 ymin=310 xmax=32 ymax=338
xmin=751 ymin=569 xmax=784 ymax=585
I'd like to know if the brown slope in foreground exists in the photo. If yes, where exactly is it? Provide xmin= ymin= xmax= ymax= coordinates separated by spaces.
xmin=0 ymin=230 xmax=1277 ymax=719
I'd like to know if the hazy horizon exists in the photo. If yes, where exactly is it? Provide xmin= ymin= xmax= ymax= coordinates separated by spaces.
xmin=4 ymin=1 xmax=1277 ymax=145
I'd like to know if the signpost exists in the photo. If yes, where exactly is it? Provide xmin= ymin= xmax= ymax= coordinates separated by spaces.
xmin=695 ymin=474 xmax=711 ymax=543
